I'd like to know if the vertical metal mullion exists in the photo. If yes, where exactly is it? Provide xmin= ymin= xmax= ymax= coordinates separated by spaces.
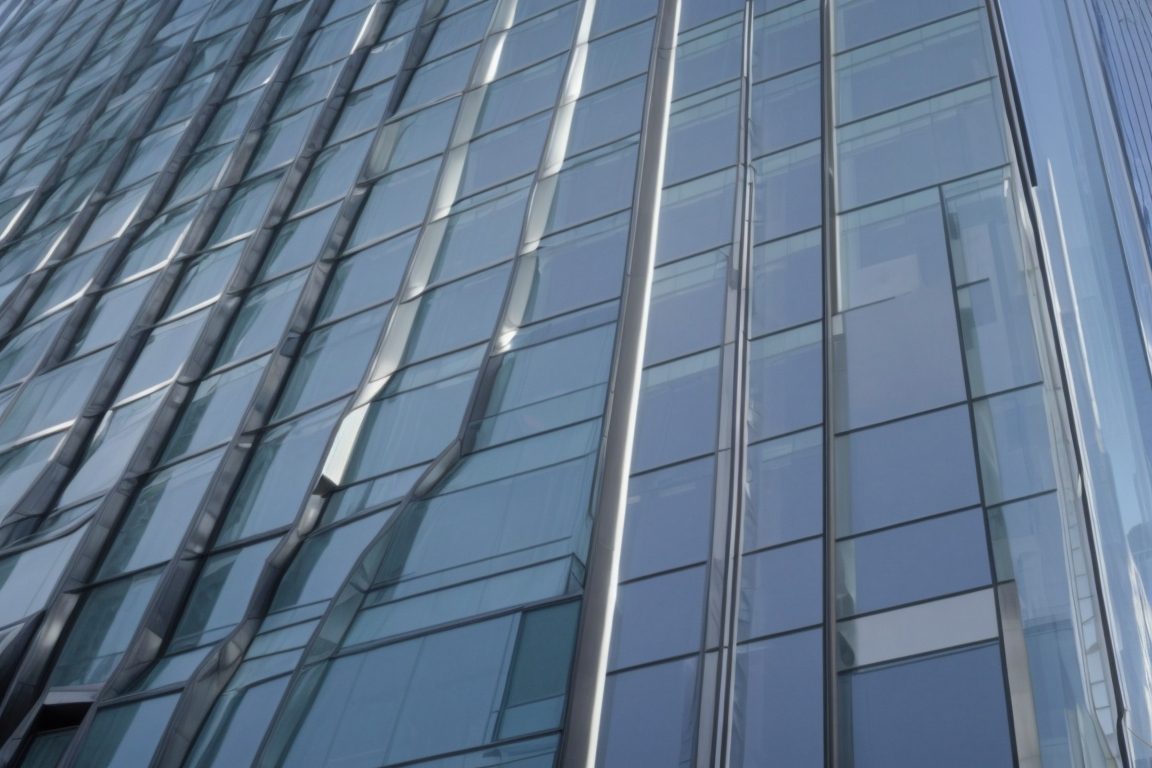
xmin=819 ymin=0 xmax=838 ymax=766
xmin=558 ymin=1 xmax=680 ymax=766
xmin=705 ymin=3 xmax=756 ymax=767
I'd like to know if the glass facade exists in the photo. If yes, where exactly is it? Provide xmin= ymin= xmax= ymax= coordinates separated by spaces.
xmin=0 ymin=0 xmax=1142 ymax=766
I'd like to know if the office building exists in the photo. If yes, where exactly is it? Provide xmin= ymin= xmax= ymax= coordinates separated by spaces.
xmin=0 ymin=0 xmax=1147 ymax=765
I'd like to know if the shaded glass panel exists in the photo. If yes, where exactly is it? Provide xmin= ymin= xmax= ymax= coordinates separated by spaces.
xmin=733 ymin=630 xmax=823 ymax=767
xmin=748 ymin=322 xmax=822 ymax=442
xmin=839 ymin=508 xmax=991 ymax=615
xmin=51 ymin=569 xmax=162 ymax=685
xmin=609 ymin=566 xmax=706 ymax=670
xmin=738 ymin=539 xmax=822 ymax=640
xmin=836 ymin=406 xmax=980 ymax=535
xmin=597 ymin=657 xmax=698 ymax=768
xmin=218 ymin=402 xmax=344 ymax=543
xmin=100 ymin=450 xmax=224 ymax=577
xmin=838 ymin=643 xmax=1013 ymax=767
xmin=632 ymin=349 xmax=721 ymax=473
xmin=620 ymin=458 xmax=714 ymax=581
xmin=745 ymin=428 xmax=822 ymax=551
xmin=72 ymin=694 xmax=179 ymax=768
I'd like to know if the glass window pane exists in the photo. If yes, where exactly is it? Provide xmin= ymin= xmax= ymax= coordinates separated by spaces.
xmin=620 ymin=458 xmax=714 ymax=581
xmin=835 ymin=0 xmax=980 ymax=51
xmin=428 ymin=183 xmax=530 ymax=284
xmin=657 ymin=168 xmax=737 ymax=265
xmin=522 ymin=211 xmax=628 ymax=323
xmin=836 ymin=11 xmax=994 ymax=123
xmin=456 ymin=113 xmax=548 ymax=198
xmin=839 ymin=508 xmax=991 ymax=615
xmin=164 ymin=357 xmax=266 ymax=461
xmin=753 ymin=1 xmax=819 ymax=82
xmin=839 ymin=643 xmax=1013 ymax=767
xmin=215 ymin=271 xmax=307 ymax=367
xmin=753 ymin=140 xmax=820 ymax=243
xmin=51 ymin=568 xmax=162 ymax=686
xmin=319 ymin=231 xmax=415 ymax=322
xmin=405 ymin=264 xmax=511 ymax=362
xmin=368 ymin=99 xmax=458 ymax=178
xmin=118 ymin=310 xmax=209 ymax=398
xmin=0 ymin=349 xmax=111 ymax=446
xmin=247 ymin=104 xmax=321 ymax=176
xmin=398 ymin=44 xmax=478 ymax=111
xmin=547 ymin=140 xmax=638 ymax=233
xmin=476 ymin=55 xmax=566 ymax=134
xmin=271 ymin=512 xmax=388 ymax=613
xmin=350 ymin=157 xmax=439 ymax=248
xmin=186 ymin=676 xmax=290 ymax=768
xmin=837 ymin=405 xmax=981 ymax=534
xmin=738 ymin=538 xmax=822 ymax=639
xmin=733 ymin=630 xmax=823 ymax=767
xmin=836 ymin=81 xmax=1006 ymax=211
xmin=674 ymin=20 xmax=741 ymax=100
xmin=275 ymin=306 xmax=386 ymax=418
xmin=750 ymin=228 xmax=821 ymax=336
xmin=748 ymin=322 xmax=822 ymax=441
xmin=583 ymin=21 xmax=654 ymax=93
xmin=294 ymin=133 xmax=373 ymax=213
xmin=281 ymin=616 xmax=518 ymax=768
xmin=0 ymin=433 xmax=64 ymax=518
xmin=664 ymin=85 xmax=739 ymax=186
xmin=834 ymin=191 xmax=966 ymax=428
xmin=260 ymin=203 xmax=340 ymax=281
xmin=495 ymin=3 xmax=577 ymax=77
xmin=646 ymin=249 xmax=728 ymax=364
xmin=745 ymin=428 xmax=822 ymax=551
xmin=0 ymin=315 xmax=66 ymax=389
xmin=567 ymin=76 xmax=646 ymax=157
xmin=72 ymin=694 xmax=179 ymax=768
xmin=597 ymin=657 xmax=698 ymax=768
xmin=610 ymin=566 xmax=706 ymax=670
xmin=218 ymin=402 xmax=344 ymax=543
xmin=974 ymin=385 xmax=1056 ymax=504
xmin=208 ymin=171 xmax=285 ymax=246
xmin=100 ymin=450 xmax=224 ymax=577
xmin=68 ymin=276 xmax=156 ymax=358
xmin=59 ymin=390 xmax=166 ymax=508
xmin=0 ymin=524 xmax=87 ymax=627
xmin=346 ymin=372 xmax=475 ymax=482
xmin=751 ymin=65 xmax=820 ymax=157
xmin=171 ymin=538 xmax=277 ymax=651
xmin=632 ymin=349 xmax=721 ymax=473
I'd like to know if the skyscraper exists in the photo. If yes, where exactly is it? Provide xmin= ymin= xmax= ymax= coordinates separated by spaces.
xmin=0 ymin=0 xmax=1147 ymax=766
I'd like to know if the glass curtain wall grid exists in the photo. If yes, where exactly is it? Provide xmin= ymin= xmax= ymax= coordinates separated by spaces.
xmin=0 ymin=0 xmax=1140 ymax=767
xmin=999 ymin=0 xmax=1152 ymax=764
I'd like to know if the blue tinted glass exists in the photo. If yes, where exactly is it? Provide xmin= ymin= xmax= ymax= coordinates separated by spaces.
xmin=598 ymin=657 xmax=698 ymax=768
xmin=840 ymin=508 xmax=991 ymax=615
xmin=733 ymin=630 xmax=823 ymax=767
xmin=750 ymin=229 xmax=821 ymax=336
xmin=621 ymin=458 xmax=714 ymax=580
xmin=632 ymin=349 xmax=721 ymax=472
xmin=748 ymin=322 xmax=822 ymax=441
xmin=839 ymin=643 xmax=1013 ymax=767
xmin=738 ymin=539 xmax=822 ymax=640
xmin=609 ymin=566 xmax=706 ymax=670
xmin=745 ymin=429 xmax=822 ymax=550
xmin=837 ymin=406 xmax=980 ymax=534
